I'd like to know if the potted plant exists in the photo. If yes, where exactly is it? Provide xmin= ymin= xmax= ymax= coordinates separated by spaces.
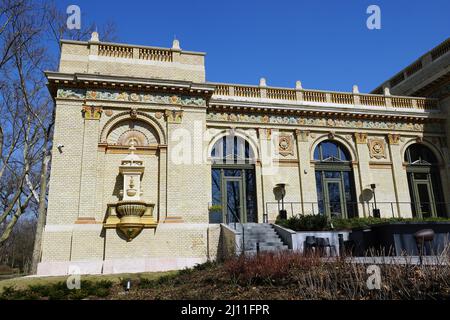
xmin=208 ymin=204 xmax=223 ymax=223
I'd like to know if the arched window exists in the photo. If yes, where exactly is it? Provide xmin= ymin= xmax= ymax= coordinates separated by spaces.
xmin=210 ymin=134 xmax=257 ymax=224
xmin=211 ymin=135 xmax=255 ymax=164
xmin=314 ymin=140 xmax=351 ymax=162
xmin=314 ymin=140 xmax=357 ymax=219
xmin=405 ymin=144 xmax=445 ymax=218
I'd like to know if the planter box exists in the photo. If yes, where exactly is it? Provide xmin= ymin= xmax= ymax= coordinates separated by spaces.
xmin=273 ymin=224 xmax=350 ymax=256
xmin=209 ymin=211 xmax=222 ymax=224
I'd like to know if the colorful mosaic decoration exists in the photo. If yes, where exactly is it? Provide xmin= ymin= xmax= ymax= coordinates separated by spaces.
xmin=57 ymin=88 xmax=206 ymax=107
xmin=206 ymin=112 xmax=442 ymax=132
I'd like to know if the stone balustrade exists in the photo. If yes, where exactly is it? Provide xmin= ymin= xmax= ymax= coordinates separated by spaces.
xmin=372 ymin=38 xmax=449 ymax=93
xmin=98 ymin=44 xmax=173 ymax=62
xmin=59 ymin=37 xmax=206 ymax=82
xmin=211 ymin=83 xmax=439 ymax=110
xmin=98 ymin=44 xmax=134 ymax=59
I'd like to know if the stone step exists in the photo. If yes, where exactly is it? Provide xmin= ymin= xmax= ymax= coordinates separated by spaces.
xmin=243 ymin=234 xmax=278 ymax=239
xmin=244 ymin=239 xmax=284 ymax=244
xmin=244 ymin=243 xmax=285 ymax=249
xmin=231 ymin=223 xmax=289 ymax=254
xmin=244 ymin=237 xmax=283 ymax=243
xmin=243 ymin=246 xmax=289 ymax=255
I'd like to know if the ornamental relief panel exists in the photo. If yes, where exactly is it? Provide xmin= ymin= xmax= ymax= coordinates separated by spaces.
xmin=277 ymin=133 xmax=294 ymax=157
xmin=106 ymin=119 xmax=159 ymax=146
xmin=206 ymin=111 xmax=442 ymax=133
xmin=368 ymin=138 xmax=386 ymax=159
xmin=57 ymin=88 xmax=206 ymax=107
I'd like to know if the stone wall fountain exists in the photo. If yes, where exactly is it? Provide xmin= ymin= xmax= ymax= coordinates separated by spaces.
xmin=104 ymin=142 xmax=156 ymax=241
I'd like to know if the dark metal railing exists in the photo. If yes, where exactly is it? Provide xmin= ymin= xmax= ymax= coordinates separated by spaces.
xmin=264 ymin=201 xmax=450 ymax=221
xmin=209 ymin=203 xmax=246 ymax=254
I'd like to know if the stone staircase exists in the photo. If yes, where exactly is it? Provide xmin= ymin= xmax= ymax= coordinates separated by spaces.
xmin=235 ymin=223 xmax=289 ymax=254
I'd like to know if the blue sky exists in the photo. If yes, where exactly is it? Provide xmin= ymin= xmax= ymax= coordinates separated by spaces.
xmin=58 ymin=0 xmax=449 ymax=93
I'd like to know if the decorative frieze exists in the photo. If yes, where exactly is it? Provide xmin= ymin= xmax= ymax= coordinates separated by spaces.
xmin=368 ymin=138 xmax=386 ymax=159
xmin=57 ymin=88 xmax=206 ymax=107
xmin=206 ymin=111 xmax=440 ymax=133
xmin=82 ymin=105 xmax=102 ymax=120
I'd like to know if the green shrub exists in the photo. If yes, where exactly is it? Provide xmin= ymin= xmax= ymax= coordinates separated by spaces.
xmin=208 ymin=204 xmax=222 ymax=212
xmin=276 ymin=214 xmax=330 ymax=231
xmin=276 ymin=215 xmax=450 ymax=231
xmin=0 ymin=279 xmax=113 ymax=300
xmin=138 ymin=277 xmax=154 ymax=289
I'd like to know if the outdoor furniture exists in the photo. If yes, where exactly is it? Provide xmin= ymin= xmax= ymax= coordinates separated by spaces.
xmin=316 ymin=237 xmax=337 ymax=257
xmin=414 ymin=229 xmax=435 ymax=264
xmin=304 ymin=236 xmax=317 ymax=255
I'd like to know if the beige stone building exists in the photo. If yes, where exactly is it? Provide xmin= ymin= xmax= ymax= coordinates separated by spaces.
xmin=38 ymin=34 xmax=450 ymax=275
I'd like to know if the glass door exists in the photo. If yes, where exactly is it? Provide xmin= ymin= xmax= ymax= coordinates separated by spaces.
xmin=224 ymin=177 xmax=244 ymax=224
xmin=413 ymin=180 xmax=436 ymax=218
xmin=212 ymin=165 xmax=257 ymax=224
xmin=324 ymin=179 xmax=346 ymax=218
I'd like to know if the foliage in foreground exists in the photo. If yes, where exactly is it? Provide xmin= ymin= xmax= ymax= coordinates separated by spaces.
xmin=0 ymin=280 xmax=113 ymax=300
xmin=2 ymin=252 xmax=449 ymax=300
xmin=276 ymin=215 xmax=450 ymax=231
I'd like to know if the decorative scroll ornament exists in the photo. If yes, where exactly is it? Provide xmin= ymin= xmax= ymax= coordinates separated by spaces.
xmin=165 ymin=110 xmax=183 ymax=123
xmin=295 ymin=130 xmax=310 ymax=142
xmin=82 ymin=105 xmax=102 ymax=120
xmin=368 ymin=138 xmax=386 ymax=159
xmin=387 ymin=134 xmax=400 ymax=145
xmin=259 ymin=128 xmax=272 ymax=140
xmin=354 ymin=132 xmax=368 ymax=144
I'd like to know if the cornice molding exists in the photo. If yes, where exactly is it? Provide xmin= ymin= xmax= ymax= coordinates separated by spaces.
xmin=46 ymin=71 xmax=215 ymax=95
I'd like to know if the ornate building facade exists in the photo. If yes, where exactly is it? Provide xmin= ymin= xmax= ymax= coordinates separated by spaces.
xmin=38 ymin=33 xmax=450 ymax=275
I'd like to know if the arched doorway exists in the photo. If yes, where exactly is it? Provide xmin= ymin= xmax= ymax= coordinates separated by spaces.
xmin=210 ymin=135 xmax=257 ymax=224
xmin=313 ymin=140 xmax=357 ymax=219
xmin=405 ymin=143 xmax=445 ymax=218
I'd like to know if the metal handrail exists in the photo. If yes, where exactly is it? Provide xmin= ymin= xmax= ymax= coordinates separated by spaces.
xmin=209 ymin=202 xmax=246 ymax=254
xmin=265 ymin=201 xmax=450 ymax=220
xmin=225 ymin=207 xmax=246 ymax=255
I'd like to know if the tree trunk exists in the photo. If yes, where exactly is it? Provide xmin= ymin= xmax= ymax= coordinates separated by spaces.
xmin=30 ymin=150 xmax=50 ymax=274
